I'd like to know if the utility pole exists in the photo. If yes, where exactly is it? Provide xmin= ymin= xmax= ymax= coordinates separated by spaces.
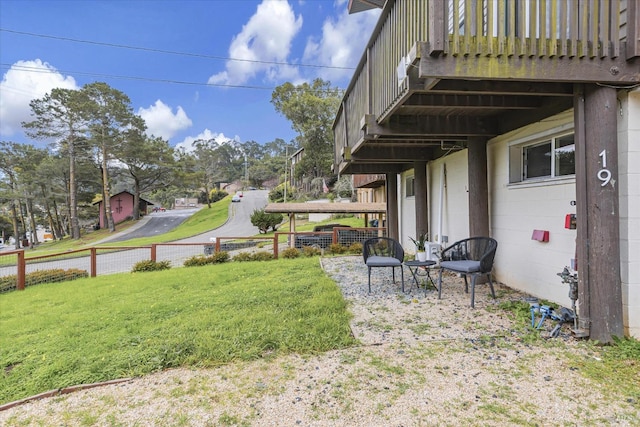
xmin=284 ymin=146 xmax=288 ymax=203
xmin=244 ymin=153 xmax=248 ymax=184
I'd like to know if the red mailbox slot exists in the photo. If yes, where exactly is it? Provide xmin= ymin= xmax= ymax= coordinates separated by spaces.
xmin=532 ymin=230 xmax=550 ymax=242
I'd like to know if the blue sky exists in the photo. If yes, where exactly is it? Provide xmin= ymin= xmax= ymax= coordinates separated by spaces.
xmin=0 ymin=0 xmax=379 ymax=151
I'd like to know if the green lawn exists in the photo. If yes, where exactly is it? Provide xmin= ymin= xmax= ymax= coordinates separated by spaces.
xmin=0 ymin=258 xmax=357 ymax=404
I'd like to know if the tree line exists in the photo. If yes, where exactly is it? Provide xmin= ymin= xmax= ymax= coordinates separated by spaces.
xmin=0 ymin=78 xmax=342 ymax=247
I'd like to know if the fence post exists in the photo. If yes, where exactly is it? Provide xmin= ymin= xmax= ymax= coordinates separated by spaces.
xmin=17 ymin=250 xmax=25 ymax=290
xmin=151 ymin=244 xmax=157 ymax=262
xmin=90 ymin=248 xmax=97 ymax=277
xmin=273 ymin=234 xmax=279 ymax=259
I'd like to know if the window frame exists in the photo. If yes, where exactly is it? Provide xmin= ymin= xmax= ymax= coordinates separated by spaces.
xmin=508 ymin=126 xmax=575 ymax=186
xmin=405 ymin=175 xmax=415 ymax=197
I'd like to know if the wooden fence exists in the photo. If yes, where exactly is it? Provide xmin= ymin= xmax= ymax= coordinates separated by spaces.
xmin=1 ymin=228 xmax=384 ymax=291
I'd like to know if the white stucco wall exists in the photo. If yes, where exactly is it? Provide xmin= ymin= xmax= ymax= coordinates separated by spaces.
xmin=400 ymin=151 xmax=470 ymax=252
xmin=399 ymin=170 xmax=415 ymax=251
xmin=427 ymin=150 xmax=470 ymax=246
xmin=618 ymin=88 xmax=640 ymax=337
xmin=487 ymin=111 xmax=577 ymax=306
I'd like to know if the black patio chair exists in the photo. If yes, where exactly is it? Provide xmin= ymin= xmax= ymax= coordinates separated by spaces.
xmin=437 ymin=237 xmax=498 ymax=308
xmin=363 ymin=237 xmax=405 ymax=293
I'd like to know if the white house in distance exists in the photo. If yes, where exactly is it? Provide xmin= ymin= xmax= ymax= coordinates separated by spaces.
xmin=335 ymin=0 xmax=639 ymax=341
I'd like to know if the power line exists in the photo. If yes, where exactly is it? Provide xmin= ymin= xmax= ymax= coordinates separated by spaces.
xmin=0 ymin=28 xmax=357 ymax=71
xmin=0 ymin=63 xmax=347 ymax=93
xmin=0 ymin=63 xmax=275 ymax=90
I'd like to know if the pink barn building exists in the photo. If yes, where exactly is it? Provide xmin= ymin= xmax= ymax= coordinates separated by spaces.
xmin=93 ymin=190 xmax=154 ymax=229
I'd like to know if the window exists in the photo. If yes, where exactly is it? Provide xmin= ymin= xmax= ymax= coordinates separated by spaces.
xmin=405 ymin=176 xmax=415 ymax=197
xmin=509 ymin=132 xmax=575 ymax=183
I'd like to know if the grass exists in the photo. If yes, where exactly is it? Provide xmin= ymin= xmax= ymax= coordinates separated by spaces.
xmin=0 ymin=257 xmax=357 ymax=404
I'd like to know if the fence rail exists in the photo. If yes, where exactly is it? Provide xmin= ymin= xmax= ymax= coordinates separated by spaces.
xmin=0 ymin=229 xmax=385 ymax=292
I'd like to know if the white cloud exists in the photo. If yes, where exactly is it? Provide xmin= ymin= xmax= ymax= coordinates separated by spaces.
xmin=137 ymin=100 xmax=192 ymax=140
xmin=0 ymin=59 xmax=78 ymax=137
xmin=302 ymin=5 xmax=380 ymax=81
xmin=208 ymin=0 xmax=303 ymax=85
xmin=175 ymin=129 xmax=241 ymax=153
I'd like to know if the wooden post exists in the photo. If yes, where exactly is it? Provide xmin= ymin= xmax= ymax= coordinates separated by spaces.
xmin=386 ymin=173 xmax=399 ymax=241
xmin=414 ymin=161 xmax=428 ymax=238
xmin=574 ymin=84 xmax=591 ymax=334
xmin=90 ymin=248 xmax=97 ymax=277
xmin=467 ymin=137 xmax=490 ymax=237
xmin=17 ymin=250 xmax=25 ymax=290
xmin=150 ymin=244 xmax=157 ymax=262
xmin=273 ymin=234 xmax=279 ymax=259
xmin=576 ymin=84 xmax=624 ymax=342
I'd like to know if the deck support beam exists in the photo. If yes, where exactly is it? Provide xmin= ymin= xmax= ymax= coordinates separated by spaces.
xmin=575 ymin=84 xmax=624 ymax=343
xmin=414 ymin=161 xmax=428 ymax=240
xmin=467 ymin=137 xmax=490 ymax=238
xmin=386 ymin=173 xmax=399 ymax=241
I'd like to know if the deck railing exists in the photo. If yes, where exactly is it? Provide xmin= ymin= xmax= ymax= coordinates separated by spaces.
xmin=431 ymin=0 xmax=625 ymax=59
xmin=334 ymin=0 xmax=636 ymax=168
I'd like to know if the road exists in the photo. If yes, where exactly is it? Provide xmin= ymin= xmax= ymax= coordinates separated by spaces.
xmin=99 ymin=189 xmax=269 ymax=244
xmin=180 ymin=189 xmax=269 ymax=242
xmin=11 ymin=190 xmax=270 ymax=278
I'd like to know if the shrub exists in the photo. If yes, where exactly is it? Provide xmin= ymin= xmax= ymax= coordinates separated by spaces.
xmin=347 ymin=242 xmax=363 ymax=254
xmin=210 ymin=251 xmax=230 ymax=263
xmin=232 ymin=252 xmax=254 ymax=262
xmin=268 ymin=185 xmax=296 ymax=202
xmin=328 ymin=243 xmax=346 ymax=254
xmin=0 ymin=268 xmax=89 ymax=293
xmin=251 ymin=251 xmax=274 ymax=261
xmin=132 ymin=260 xmax=171 ymax=273
xmin=183 ymin=256 xmax=209 ymax=267
xmin=250 ymin=209 xmax=283 ymax=234
xmin=281 ymin=248 xmax=300 ymax=259
xmin=184 ymin=252 xmax=230 ymax=267
xmin=209 ymin=189 xmax=228 ymax=203
xmin=302 ymin=246 xmax=322 ymax=257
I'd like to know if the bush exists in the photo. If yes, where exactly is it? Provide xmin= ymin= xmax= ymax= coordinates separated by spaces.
xmin=232 ymin=252 xmax=254 ymax=262
xmin=250 ymin=209 xmax=283 ymax=234
xmin=183 ymin=251 xmax=230 ymax=267
xmin=302 ymin=246 xmax=322 ymax=257
xmin=281 ymin=248 xmax=300 ymax=259
xmin=209 ymin=189 xmax=228 ymax=203
xmin=0 ymin=268 xmax=89 ymax=293
xmin=231 ymin=251 xmax=275 ymax=262
xmin=132 ymin=260 xmax=171 ymax=273
xmin=328 ymin=243 xmax=346 ymax=254
xmin=251 ymin=251 xmax=274 ymax=261
xmin=347 ymin=242 xmax=363 ymax=254
xmin=268 ymin=185 xmax=296 ymax=202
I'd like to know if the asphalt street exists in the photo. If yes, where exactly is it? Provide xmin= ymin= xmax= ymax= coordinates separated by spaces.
xmin=101 ymin=189 xmax=270 ymax=244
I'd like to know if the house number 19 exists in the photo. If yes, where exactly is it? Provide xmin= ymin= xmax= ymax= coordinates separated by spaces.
xmin=598 ymin=149 xmax=612 ymax=186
